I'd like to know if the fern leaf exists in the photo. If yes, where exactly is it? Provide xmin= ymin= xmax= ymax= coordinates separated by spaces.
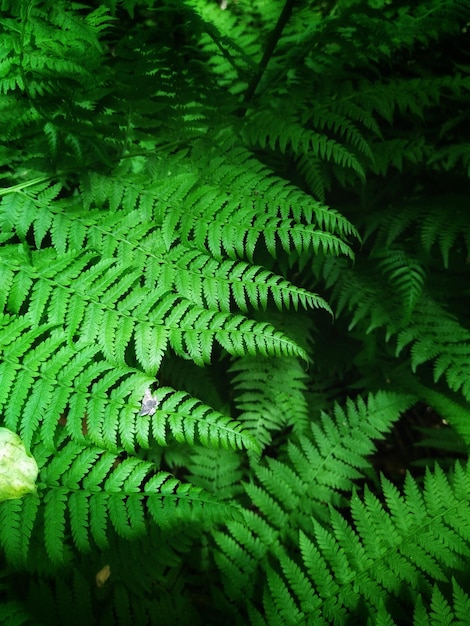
xmin=44 ymin=488 xmax=68 ymax=563
xmin=420 ymin=196 xmax=470 ymax=268
xmin=0 ymin=602 xmax=34 ymax=626
xmin=377 ymin=247 xmax=426 ymax=318
xmin=214 ymin=391 xmax=413 ymax=611
xmin=187 ymin=447 xmax=244 ymax=500
xmin=0 ymin=440 xmax=236 ymax=565
xmin=243 ymin=110 xmax=366 ymax=179
xmin=451 ymin=578 xmax=470 ymax=624
xmin=229 ymin=355 xmax=310 ymax=448
xmin=235 ymin=460 xmax=470 ymax=624
xmin=1 ymin=0 xmax=469 ymax=621
xmin=2 ymin=233 xmax=314 ymax=366
xmin=0 ymin=497 xmax=36 ymax=567
xmin=326 ymin=256 xmax=403 ymax=336
xmin=156 ymin=143 xmax=357 ymax=262
xmin=396 ymin=297 xmax=470 ymax=402
xmin=150 ymin=387 xmax=257 ymax=451
xmin=296 ymin=391 xmax=409 ymax=503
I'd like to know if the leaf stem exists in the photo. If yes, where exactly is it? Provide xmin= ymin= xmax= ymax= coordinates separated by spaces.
xmin=238 ymin=0 xmax=298 ymax=116
xmin=0 ymin=176 xmax=55 ymax=196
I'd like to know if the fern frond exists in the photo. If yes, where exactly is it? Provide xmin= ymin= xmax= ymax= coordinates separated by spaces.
xmin=154 ymin=142 xmax=357 ymax=262
xmin=430 ymin=142 xmax=470 ymax=179
xmin=213 ymin=391 xmax=413 ymax=604
xmin=229 ymin=355 xmax=309 ymax=448
xmin=0 ymin=602 xmax=34 ymax=626
xmin=376 ymin=246 xmax=427 ymax=318
xmin=0 ymin=310 xmax=262 ymax=455
xmin=325 ymin=256 xmax=403 ymax=336
xmin=309 ymin=104 xmax=375 ymax=157
xmin=420 ymin=197 xmax=470 ymax=268
xmin=295 ymin=154 xmax=327 ymax=202
xmin=1 ymin=0 xmax=469 ymax=621
xmin=320 ymin=248 xmax=470 ymax=411
xmin=0 ymin=441 xmax=234 ymax=565
xmin=187 ymin=447 xmax=244 ymax=500
xmin=185 ymin=0 xmax=260 ymax=92
xmin=229 ymin=460 xmax=470 ymax=624
xmin=396 ymin=297 xmax=470 ymax=403
xmin=243 ymin=109 xmax=366 ymax=179
xmin=1 ymin=239 xmax=312 ymax=365
xmin=370 ymin=137 xmax=427 ymax=176
xmin=363 ymin=195 xmax=470 ymax=268
xmin=147 ymin=387 xmax=259 ymax=453
xmin=255 ymin=391 xmax=413 ymax=521
xmin=0 ymin=152 xmax=357 ymax=267
xmin=414 ymin=579 xmax=470 ymax=626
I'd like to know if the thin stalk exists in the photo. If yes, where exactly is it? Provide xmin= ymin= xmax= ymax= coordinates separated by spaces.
xmin=238 ymin=0 xmax=298 ymax=116
xmin=0 ymin=176 xmax=55 ymax=197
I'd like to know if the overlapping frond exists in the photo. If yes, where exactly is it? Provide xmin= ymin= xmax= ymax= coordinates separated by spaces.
xmin=414 ymin=579 xmax=470 ymax=626
xmin=229 ymin=355 xmax=310 ymax=448
xmin=187 ymin=447 xmax=245 ymax=500
xmin=0 ymin=440 xmax=234 ymax=566
xmin=0 ymin=242 xmax=315 ymax=362
xmin=0 ymin=602 xmax=34 ymax=626
xmin=376 ymin=246 xmax=427 ymax=319
xmin=319 ymin=256 xmax=402 ymax=335
xmin=0 ymin=313 xmax=261 ymax=454
xmin=396 ymin=298 xmax=470 ymax=403
xmin=242 ymin=109 xmax=367 ymax=180
xmin=361 ymin=195 xmax=470 ymax=269
xmin=213 ymin=391 xmax=413 ymax=604
xmin=218 ymin=459 xmax=470 ymax=625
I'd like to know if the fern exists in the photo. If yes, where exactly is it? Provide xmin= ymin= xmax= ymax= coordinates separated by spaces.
xmin=1 ymin=0 xmax=470 ymax=623
xmin=229 ymin=354 xmax=309 ymax=447
xmin=414 ymin=579 xmax=470 ymax=626
xmin=213 ymin=391 xmax=414 ymax=603
xmin=0 ymin=602 xmax=34 ymax=626
xmin=0 ymin=439 xmax=234 ymax=566
xmin=218 ymin=459 xmax=470 ymax=624
xmin=376 ymin=246 xmax=427 ymax=319
xmin=186 ymin=446 xmax=245 ymax=500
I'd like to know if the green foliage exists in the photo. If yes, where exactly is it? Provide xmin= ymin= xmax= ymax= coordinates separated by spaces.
xmin=1 ymin=0 xmax=470 ymax=623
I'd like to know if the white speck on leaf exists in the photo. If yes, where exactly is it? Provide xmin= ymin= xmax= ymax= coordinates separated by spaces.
xmin=139 ymin=387 xmax=159 ymax=416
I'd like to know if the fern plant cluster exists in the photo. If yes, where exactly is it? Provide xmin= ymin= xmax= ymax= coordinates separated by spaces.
xmin=1 ymin=0 xmax=470 ymax=623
